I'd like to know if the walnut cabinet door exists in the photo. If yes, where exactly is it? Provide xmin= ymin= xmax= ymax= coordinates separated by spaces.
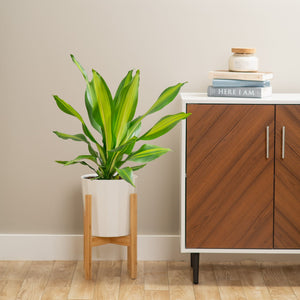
xmin=186 ymin=104 xmax=274 ymax=249
xmin=274 ymin=105 xmax=300 ymax=249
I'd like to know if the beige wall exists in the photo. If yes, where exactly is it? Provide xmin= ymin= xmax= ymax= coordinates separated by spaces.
xmin=1 ymin=0 xmax=300 ymax=235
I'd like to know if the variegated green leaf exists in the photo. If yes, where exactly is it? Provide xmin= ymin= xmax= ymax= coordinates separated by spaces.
xmin=95 ymin=143 xmax=106 ymax=164
xmin=53 ymin=131 xmax=88 ymax=142
xmin=125 ymin=116 xmax=143 ymax=142
xmin=62 ymin=155 xmax=97 ymax=166
xmin=53 ymin=95 xmax=84 ymax=122
xmin=131 ymin=164 xmax=146 ymax=171
xmin=128 ymin=144 xmax=171 ymax=163
xmin=79 ymin=161 xmax=102 ymax=176
xmin=146 ymin=82 xmax=186 ymax=116
xmin=56 ymin=159 xmax=100 ymax=175
xmin=113 ymin=70 xmax=140 ymax=146
xmin=70 ymin=55 xmax=103 ymax=135
xmin=108 ymin=137 xmax=137 ymax=153
xmin=116 ymin=167 xmax=135 ymax=187
xmin=53 ymin=131 xmax=100 ymax=162
xmin=92 ymin=70 xmax=113 ymax=150
xmin=70 ymin=54 xmax=88 ymax=82
xmin=88 ymin=144 xmax=98 ymax=158
xmin=85 ymin=89 xmax=102 ymax=134
xmin=53 ymin=95 xmax=99 ymax=145
xmin=139 ymin=112 xmax=191 ymax=140
xmin=114 ymin=70 xmax=133 ymax=103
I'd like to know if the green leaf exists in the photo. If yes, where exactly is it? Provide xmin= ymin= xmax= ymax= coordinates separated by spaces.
xmin=92 ymin=70 xmax=113 ymax=150
xmin=113 ymin=70 xmax=140 ymax=146
xmin=70 ymin=54 xmax=88 ymax=82
xmin=128 ymin=144 xmax=171 ymax=163
xmin=53 ymin=130 xmax=100 ymax=162
xmin=81 ymin=124 xmax=97 ymax=143
xmin=55 ymin=159 xmax=100 ymax=175
xmin=146 ymin=82 xmax=186 ymax=116
xmin=62 ymin=155 xmax=97 ymax=166
xmin=70 ymin=55 xmax=103 ymax=135
xmin=53 ymin=95 xmax=84 ymax=122
xmin=53 ymin=131 xmax=88 ymax=142
xmin=131 ymin=164 xmax=146 ymax=171
xmin=114 ymin=70 xmax=133 ymax=103
xmin=116 ymin=167 xmax=135 ymax=187
xmin=125 ymin=116 xmax=143 ymax=141
xmin=95 ymin=143 xmax=106 ymax=164
xmin=108 ymin=137 xmax=137 ymax=153
xmin=85 ymin=89 xmax=102 ymax=134
xmin=53 ymin=95 xmax=99 ymax=145
xmin=80 ymin=162 xmax=103 ymax=176
xmin=88 ymin=144 xmax=98 ymax=158
xmin=139 ymin=112 xmax=191 ymax=140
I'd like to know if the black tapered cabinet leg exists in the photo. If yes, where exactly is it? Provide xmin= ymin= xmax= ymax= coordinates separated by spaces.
xmin=191 ymin=253 xmax=199 ymax=284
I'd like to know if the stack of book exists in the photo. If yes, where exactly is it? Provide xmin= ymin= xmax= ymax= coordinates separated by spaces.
xmin=207 ymin=70 xmax=273 ymax=98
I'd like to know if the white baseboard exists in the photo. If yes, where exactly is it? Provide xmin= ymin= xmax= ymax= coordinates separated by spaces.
xmin=1 ymin=234 xmax=299 ymax=262
xmin=0 ymin=234 xmax=187 ymax=261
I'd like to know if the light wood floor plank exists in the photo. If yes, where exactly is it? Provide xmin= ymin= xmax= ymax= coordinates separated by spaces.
xmin=0 ymin=260 xmax=299 ymax=300
xmin=262 ymin=264 xmax=298 ymax=300
xmin=144 ymin=261 xmax=168 ymax=291
xmin=42 ymin=286 xmax=70 ymax=300
xmin=0 ymin=279 xmax=23 ymax=300
xmin=16 ymin=261 xmax=54 ymax=300
xmin=41 ymin=261 xmax=77 ymax=300
xmin=144 ymin=290 xmax=170 ymax=300
xmin=194 ymin=264 xmax=221 ymax=300
xmin=168 ymin=261 xmax=195 ymax=300
xmin=214 ymin=263 xmax=247 ymax=300
xmin=47 ymin=261 xmax=76 ymax=288
xmin=238 ymin=262 xmax=272 ymax=300
xmin=0 ymin=262 xmax=9 ymax=280
xmin=0 ymin=261 xmax=31 ymax=299
xmin=94 ymin=261 xmax=121 ymax=300
xmin=4 ymin=261 xmax=31 ymax=281
xmin=68 ymin=261 xmax=98 ymax=300
xmin=282 ymin=264 xmax=300 ymax=300
xmin=118 ymin=260 xmax=144 ymax=300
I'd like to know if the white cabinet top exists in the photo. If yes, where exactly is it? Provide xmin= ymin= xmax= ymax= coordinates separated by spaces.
xmin=181 ymin=93 xmax=300 ymax=104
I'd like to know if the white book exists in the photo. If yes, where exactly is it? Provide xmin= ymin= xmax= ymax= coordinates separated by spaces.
xmin=209 ymin=70 xmax=274 ymax=81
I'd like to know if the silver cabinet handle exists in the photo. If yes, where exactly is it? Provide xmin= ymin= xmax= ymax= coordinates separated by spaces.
xmin=266 ymin=126 xmax=269 ymax=159
xmin=282 ymin=126 xmax=285 ymax=159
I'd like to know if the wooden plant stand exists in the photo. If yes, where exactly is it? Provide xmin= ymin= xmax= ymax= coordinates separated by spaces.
xmin=83 ymin=193 xmax=137 ymax=280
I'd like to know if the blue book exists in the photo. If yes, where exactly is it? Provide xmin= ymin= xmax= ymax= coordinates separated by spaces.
xmin=212 ymin=79 xmax=271 ymax=88
xmin=207 ymin=86 xmax=272 ymax=98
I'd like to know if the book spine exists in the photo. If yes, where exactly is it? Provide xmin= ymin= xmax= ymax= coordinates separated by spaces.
xmin=208 ymin=71 xmax=273 ymax=81
xmin=207 ymin=86 xmax=270 ymax=98
xmin=212 ymin=79 xmax=271 ymax=88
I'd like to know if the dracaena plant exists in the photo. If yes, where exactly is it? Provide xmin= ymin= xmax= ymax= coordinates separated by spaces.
xmin=53 ymin=55 xmax=190 ymax=186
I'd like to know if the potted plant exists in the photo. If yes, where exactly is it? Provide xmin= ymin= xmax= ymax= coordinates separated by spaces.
xmin=53 ymin=55 xmax=190 ymax=237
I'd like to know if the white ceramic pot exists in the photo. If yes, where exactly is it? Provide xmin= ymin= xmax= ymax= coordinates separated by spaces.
xmin=81 ymin=174 xmax=136 ymax=237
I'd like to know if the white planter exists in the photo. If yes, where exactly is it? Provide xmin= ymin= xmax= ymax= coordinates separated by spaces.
xmin=81 ymin=174 xmax=136 ymax=237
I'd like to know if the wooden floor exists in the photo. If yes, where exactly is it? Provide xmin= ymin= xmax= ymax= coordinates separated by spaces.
xmin=0 ymin=260 xmax=299 ymax=299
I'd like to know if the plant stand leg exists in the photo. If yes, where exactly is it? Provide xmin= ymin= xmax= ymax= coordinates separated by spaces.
xmin=191 ymin=253 xmax=199 ymax=284
xmin=83 ymin=193 xmax=137 ymax=280
xmin=128 ymin=193 xmax=137 ymax=279
xmin=84 ymin=195 xmax=92 ymax=280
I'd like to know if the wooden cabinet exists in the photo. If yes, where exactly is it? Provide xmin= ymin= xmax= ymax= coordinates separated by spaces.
xmin=274 ymin=105 xmax=300 ymax=248
xmin=186 ymin=104 xmax=274 ymax=249
xmin=185 ymin=103 xmax=300 ymax=250
xmin=180 ymin=94 xmax=300 ymax=284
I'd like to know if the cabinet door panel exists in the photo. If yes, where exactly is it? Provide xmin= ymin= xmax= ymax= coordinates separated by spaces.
xmin=186 ymin=104 xmax=274 ymax=249
xmin=274 ymin=105 xmax=300 ymax=249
